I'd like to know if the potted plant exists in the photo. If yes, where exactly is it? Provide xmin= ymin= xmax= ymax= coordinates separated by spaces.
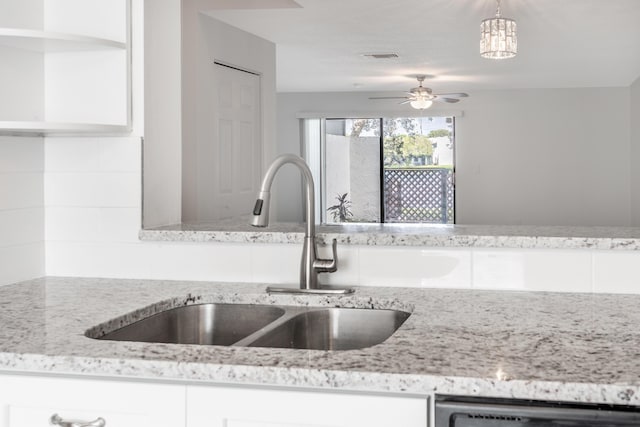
xmin=327 ymin=192 xmax=353 ymax=222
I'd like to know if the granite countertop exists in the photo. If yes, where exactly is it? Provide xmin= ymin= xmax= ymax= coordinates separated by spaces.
xmin=139 ymin=219 xmax=640 ymax=250
xmin=1 ymin=276 xmax=640 ymax=405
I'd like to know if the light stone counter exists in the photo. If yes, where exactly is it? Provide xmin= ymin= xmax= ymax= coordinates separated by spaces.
xmin=139 ymin=220 xmax=640 ymax=250
xmin=1 ymin=277 xmax=640 ymax=405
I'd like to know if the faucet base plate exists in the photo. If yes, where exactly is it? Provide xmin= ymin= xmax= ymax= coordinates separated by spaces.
xmin=266 ymin=286 xmax=355 ymax=295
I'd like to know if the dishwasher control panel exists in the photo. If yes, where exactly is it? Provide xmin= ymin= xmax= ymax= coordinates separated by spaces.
xmin=435 ymin=395 xmax=640 ymax=427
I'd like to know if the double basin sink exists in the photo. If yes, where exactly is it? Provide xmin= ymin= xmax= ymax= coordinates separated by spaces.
xmin=90 ymin=303 xmax=410 ymax=351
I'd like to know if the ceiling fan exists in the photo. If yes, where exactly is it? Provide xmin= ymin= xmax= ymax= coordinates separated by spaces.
xmin=369 ymin=76 xmax=469 ymax=110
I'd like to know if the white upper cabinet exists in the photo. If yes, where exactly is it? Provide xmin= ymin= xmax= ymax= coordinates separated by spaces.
xmin=0 ymin=0 xmax=131 ymax=135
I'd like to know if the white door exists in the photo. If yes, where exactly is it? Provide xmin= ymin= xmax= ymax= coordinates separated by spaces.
xmin=187 ymin=385 xmax=428 ymax=427
xmin=198 ymin=63 xmax=262 ymax=221
xmin=0 ymin=375 xmax=185 ymax=427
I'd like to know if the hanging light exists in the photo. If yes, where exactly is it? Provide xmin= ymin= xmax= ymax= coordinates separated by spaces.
xmin=480 ymin=0 xmax=517 ymax=59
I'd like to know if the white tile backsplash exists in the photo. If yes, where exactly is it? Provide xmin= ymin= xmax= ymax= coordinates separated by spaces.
xmin=98 ymin=207 xmax=142 ymax=242
xmin=44 ymin=136 xmax=141 ymax=173
xmin=0 ymin=173 xmax=44 ymax=210
xmin=472 ymin=249 xmax=592 ymax=293
xmin=250 ymin=243 xmax=302 ymax=285
xmin=0 ymin=137 xmax=44 ymax=172
xmin=0 ymin=243 xmax=45 ymax=286
xmin=0 ymin=208 xmax=44 ymax=246
xmin=44 ymin=137 xmax=101 ymax=172
xmin=46 ymin=241 xmax=150 ymax=279
xmin=359 ymin=246 xmax=472 ymax=288
xmin=45 ymin=172 xmax=140 ymax=207
xmin=98 ymin=137 xmax=142 ymax=172
xmin=47 ymin=240 xmax=254 ymax=282
xmin=593 ymin=251 xmax=640 ymax=294
xmin=0 ymin=137 xmax=44 ymax=286
xmin=45 ymin=207 xmax=100 ymax=242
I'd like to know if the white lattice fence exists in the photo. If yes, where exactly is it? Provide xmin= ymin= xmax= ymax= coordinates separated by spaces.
xmin=384 ymin=168 xmax=454 ymax=223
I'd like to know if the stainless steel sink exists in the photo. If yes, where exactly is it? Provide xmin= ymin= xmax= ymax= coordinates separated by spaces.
xmin=245 ymin=308 xmax=411 ymax=351
xmin=91 ymin=303 xmax=410 ymax=351
xmin=96 ymin=303 xmax=285 ymax=346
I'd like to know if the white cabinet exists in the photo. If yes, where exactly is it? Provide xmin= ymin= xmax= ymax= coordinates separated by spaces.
xmin=187 ymin=385 xmax=428 ymax=427
xmin=0 ymin=0 xmax=131 ymax=135
xmin=0 ymin=374 xmax=185 ymax=427
xmin=0 ymin=374 xmax=428 ymax=427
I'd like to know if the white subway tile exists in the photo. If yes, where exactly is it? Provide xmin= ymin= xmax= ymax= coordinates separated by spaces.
xmin=593 ymin=251 xmax=640 ymax=294
xmin=0 ymin=243 xmax=45 ymax=286
xmin=46 ymin=241 xmax=253 ymax=282
xmin=0 ymin=173 xmax=43 ymax=210
xmin=98 ymin=208 xmax=141 ymax=243
xmin=45 ymin=241 xmax=148 ymax=279
xmin=0 ymin=208 xmax=43 ymax=246
xmin=45 ymin=173 xmax=98 ymax=206
xmin=99 ymin=137 xmax=142 ymax=172
xmin=97 ymin=173 xmax=141 ymax=207
xmin=44 ymin=137 xmax=100 ymax=172
xmin=45 ymin=172 xmax=140 ymax=207
xmin=45 ymin=207 xmax=101 ymax=242
xmin=47 ymin=207 xmax=140 ymax=243
xmin=472 ymin=249 xmax=592 ymax=293
xmin=140 ymin=242 xmax=253 ymax=282
xmin=358 ymin=246 xmax=472 ymax=288
xmin=250 ymin=243 xmax=301 ymax=286
xmin=0 ymin=137 xmax=43 ymax=172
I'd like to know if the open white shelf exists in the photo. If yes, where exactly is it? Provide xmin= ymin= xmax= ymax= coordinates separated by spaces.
xmin=0 ymin=121 xmax=131 ymax=135
xmin=0 ymin=28 xmax=126 ymax=52
xmin=0 ymin=0 xmax=131 ymax=136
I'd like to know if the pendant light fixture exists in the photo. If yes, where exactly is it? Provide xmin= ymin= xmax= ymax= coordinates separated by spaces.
xmin=480 ymin=0 xmax=517 ymax=59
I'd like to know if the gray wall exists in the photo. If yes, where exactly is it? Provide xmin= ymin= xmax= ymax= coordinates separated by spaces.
xmin=277 ymin=87 xmax=633 ymax=226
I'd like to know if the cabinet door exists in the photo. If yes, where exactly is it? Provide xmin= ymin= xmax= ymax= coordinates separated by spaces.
xmin=0 ymin=374 xmax=185 ymax=427
xmin=187 ymin=385 xmax=427 ymax=427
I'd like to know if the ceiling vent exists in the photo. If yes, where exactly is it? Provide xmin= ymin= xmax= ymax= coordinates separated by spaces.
xmin=363 ymin=53 xmax=399 ymax=59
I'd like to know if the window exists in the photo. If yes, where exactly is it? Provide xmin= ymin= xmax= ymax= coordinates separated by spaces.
xmin=303 ymin=116 xmax=455 ymax=224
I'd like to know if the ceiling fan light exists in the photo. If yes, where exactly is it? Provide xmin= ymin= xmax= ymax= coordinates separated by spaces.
xmin=410 ymin=98 xmax=433 ymax=110
xmin=480 ymin=0 xmax=517 ymax=59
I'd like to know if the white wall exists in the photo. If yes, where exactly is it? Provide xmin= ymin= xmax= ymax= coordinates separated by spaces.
xmin=631 ymin=75 xmax=640 ymax=226
xmin=181 ymin=5 xmax=276 ymax=223
xmin=142 ymin=0 xmax=182 ymax=228
xmin=0 ymin=137 xmax=45 ymax=286
xmin=278 ymin=88 xmax=632 ymax=226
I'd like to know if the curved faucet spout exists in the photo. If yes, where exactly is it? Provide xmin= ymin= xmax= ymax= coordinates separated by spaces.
xmin=250 ymin=154 xmax=315 ymax=239
xmin=250 ymin=154 xmax=352 ymax=294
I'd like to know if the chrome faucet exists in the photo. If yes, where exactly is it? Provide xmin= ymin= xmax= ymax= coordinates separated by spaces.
xmin=251 ymin=154 xmax=354 ymax=294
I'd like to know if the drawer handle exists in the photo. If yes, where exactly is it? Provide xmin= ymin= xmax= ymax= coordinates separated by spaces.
xmin=50 ymin=414 xmax=106 ymax=427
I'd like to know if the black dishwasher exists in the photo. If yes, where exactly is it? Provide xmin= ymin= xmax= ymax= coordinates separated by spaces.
xmin=435 ymin=396 xmax=640 ymax=426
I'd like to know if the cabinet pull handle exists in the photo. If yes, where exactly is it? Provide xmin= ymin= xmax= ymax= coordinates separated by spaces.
xmin=50 ymin=413 xmax=106 ymax=427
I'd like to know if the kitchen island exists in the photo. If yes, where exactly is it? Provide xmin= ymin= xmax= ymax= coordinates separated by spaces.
xmin=1 ymin=276 xmax=639 ymax=406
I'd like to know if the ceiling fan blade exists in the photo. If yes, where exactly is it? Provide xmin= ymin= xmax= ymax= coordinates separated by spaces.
xmin=433 ymin=92 xmax=469 ymax=98
xmin=399 ymin=99 xmax=412 ymax=105
xmin=368 ymin=96 xmax=408 ymax=100
xmin=433 ymin=97 xmax=461 ymax=103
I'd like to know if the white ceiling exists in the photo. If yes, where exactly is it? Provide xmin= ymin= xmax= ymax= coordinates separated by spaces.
xmin=204 ymin=0 xmax=640 ymax=93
